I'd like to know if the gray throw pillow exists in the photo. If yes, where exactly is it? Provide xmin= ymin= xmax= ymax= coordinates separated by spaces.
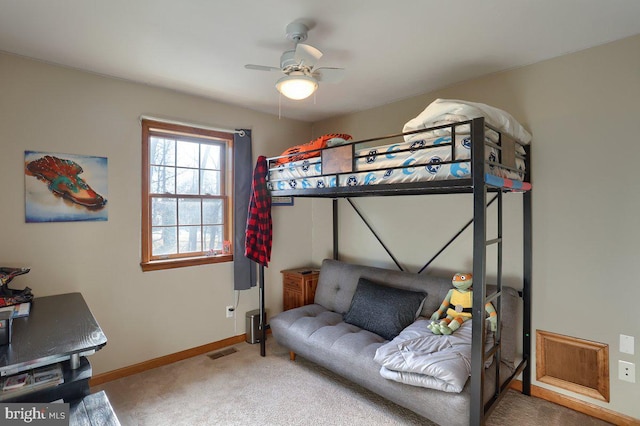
xmin=343 ymin=277 xmax=427 ymax=341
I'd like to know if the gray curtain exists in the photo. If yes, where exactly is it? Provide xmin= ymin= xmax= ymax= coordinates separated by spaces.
xmin=233 ymin=129 xmax=257 ymax=290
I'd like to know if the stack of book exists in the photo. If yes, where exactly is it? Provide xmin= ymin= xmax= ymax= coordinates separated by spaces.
xmin=0 ymin=363 xmax=64 ymax=400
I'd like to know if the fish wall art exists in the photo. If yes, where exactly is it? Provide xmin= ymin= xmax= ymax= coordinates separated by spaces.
xmin=24 ymin=151 xmax=108 ymax=222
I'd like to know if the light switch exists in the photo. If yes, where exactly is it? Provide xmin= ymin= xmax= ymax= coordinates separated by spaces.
xmin=620 ymin=334 xmax=635 ymax=355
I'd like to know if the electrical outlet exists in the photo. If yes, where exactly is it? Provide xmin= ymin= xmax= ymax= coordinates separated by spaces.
xmin=226 ymin=305 xmax=234 ymax=319
xmin=619 ymin=360 xmax=636 ymax=383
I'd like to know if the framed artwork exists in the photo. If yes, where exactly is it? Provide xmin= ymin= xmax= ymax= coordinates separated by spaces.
xmin=271 ymin=196 xmax=294 ymax=206
xmin=24 ymin=151 xmax=108 ymax=222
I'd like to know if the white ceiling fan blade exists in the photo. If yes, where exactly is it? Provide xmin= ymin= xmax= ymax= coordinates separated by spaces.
xmin=294 ymin=43 xmax=323 ymax=68
xmin=312 ymin=67 xmax=345 ymax=83
xmin=244 ymin=64 xmax=281 ymax=72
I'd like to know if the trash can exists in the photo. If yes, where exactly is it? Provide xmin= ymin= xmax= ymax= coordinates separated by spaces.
xmin=246 ymin=309 xmax=266 ymax=344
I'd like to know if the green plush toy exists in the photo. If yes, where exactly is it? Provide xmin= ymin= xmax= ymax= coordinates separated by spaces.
xmin=427 ymin=273 xmax=497 ymax=335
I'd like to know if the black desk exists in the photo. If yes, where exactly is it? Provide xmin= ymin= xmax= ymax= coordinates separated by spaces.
xmin=0 ymin=292 xmax=107 ymax=402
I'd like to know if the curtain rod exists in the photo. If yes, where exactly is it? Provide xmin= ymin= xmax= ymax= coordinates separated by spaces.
xmin=139 ymin=115 xmax=246 ymax=137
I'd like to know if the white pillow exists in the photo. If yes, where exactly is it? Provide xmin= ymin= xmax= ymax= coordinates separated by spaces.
xmin=403 ymin=99 xmax=532 ymax=145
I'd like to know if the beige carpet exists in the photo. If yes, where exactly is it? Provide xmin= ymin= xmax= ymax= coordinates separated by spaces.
xmin=94 ymin=339 xmax=612 ymax=426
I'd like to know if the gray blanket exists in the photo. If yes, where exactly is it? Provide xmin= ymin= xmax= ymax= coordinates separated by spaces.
xmin=374 ymin=318 xmax=493 ymax=393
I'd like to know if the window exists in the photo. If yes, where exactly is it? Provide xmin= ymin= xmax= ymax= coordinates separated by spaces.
xmin=141 ymin=119 xmax=233 ymax=271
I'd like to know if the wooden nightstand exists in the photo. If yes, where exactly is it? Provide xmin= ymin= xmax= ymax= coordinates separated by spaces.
xmin=281 ymin=268 xmax=320 ymax=311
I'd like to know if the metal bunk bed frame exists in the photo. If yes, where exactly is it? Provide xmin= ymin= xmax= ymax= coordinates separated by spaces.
xmin=259 ymin=117 xmax=532 ymax=425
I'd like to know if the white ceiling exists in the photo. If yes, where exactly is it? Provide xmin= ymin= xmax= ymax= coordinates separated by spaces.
xmin=1 ymin=1 xmax=640 ymax=122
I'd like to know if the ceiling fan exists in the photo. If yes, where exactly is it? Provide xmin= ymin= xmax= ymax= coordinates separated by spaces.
xmin=245 ymin=22 xmax=345 ymax=100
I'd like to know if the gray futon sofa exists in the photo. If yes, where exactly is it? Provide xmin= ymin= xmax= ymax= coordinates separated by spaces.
xmin=270 ymin=259 xmax=520 ymax=426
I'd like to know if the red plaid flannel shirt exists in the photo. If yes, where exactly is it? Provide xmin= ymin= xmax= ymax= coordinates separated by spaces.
xmin=244 ymin=156 xmax=272 ymax=266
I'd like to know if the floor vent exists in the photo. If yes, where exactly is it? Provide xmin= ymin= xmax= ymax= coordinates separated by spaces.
xmin=207 ymin=347 xmax=238 ymax=360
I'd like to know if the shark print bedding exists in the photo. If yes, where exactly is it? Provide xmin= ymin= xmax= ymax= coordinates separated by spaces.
xmin=266 ymin=132 xmax=525 ymax=191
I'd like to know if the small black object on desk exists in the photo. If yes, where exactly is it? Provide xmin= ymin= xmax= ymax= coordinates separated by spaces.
xmin=0 ymin=266 xmax=34 ymax=308
xmin=0 ymin=310 xmax=12 ymax=345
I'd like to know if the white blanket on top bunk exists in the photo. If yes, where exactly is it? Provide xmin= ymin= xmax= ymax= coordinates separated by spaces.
xmin=374 ymin=318 xmax=493 ymax=393
xmin=403 ymin=99 xmax=532 ymax=145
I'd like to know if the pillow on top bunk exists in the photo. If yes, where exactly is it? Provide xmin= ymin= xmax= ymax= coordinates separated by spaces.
xmin=343 ymin=277 xmax=427 ymax=341
xmin=274 ymin=133 xmax=352 ymax=165
xmin=402 ymin=98 xmax=532 ymax=145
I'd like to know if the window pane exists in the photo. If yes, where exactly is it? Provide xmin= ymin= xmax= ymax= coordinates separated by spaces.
xmin=201 ymin=144 xmax=221 ymax=170
xmin=202 ymin=199 xmax=223 ymax=224
xmin=201 ymin=170 xmax=221 ymax=195
xmin=176 ymin=168 xmax=199 ymax=194
xmin=203 ymin=225 xmax=223 ymax=250
xmin=152 ymin=226 xmax=177 ymax=256
xmin=150 ymin=137 xmax=175 ymax=166
xmin=176 ymin=140 xmax=199 ymax=168
xmin=150 ymin=166 xmax=175 ymax=194
xmin=142 ymin=119 xmax=233 ymax=268
xmin=178 ymin=226 xmax=201 ymax=253
xmin=152 ymin=198 xmax=177 ymax=226
xmin=178 ymin=198 xmax=201 ymax=225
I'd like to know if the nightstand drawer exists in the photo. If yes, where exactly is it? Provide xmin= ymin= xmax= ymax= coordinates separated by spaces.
xmin=283 ymin=277 xmax=303 ymax=291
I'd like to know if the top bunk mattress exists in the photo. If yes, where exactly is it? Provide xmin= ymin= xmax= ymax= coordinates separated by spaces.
xmin=267 ymin=100 xmax=532 ymax=195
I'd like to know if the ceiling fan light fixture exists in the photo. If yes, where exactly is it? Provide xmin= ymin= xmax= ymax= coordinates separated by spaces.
xmin=276 ymin=73 xmax=318 ymax=100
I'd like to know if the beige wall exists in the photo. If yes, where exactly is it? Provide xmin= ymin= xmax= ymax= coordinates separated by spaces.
xmin=0 ymin=52 xmax=314 ymax=374
xmin=2 ymin=31 xmax=639 ymax=419
xmin=312 ymin=34 xmax=640 ymax=418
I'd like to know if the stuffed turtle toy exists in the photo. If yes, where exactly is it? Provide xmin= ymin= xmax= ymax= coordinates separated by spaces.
xmin=427 ymin=273 xmax=497 ymax=335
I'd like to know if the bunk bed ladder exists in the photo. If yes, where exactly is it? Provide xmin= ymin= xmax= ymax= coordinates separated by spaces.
xmin=469 ymin=117 xmax=505 ymax=426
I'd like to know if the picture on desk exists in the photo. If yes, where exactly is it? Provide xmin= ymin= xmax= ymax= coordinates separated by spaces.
xmin=25 ymin=150 xmax=108 ymax=223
